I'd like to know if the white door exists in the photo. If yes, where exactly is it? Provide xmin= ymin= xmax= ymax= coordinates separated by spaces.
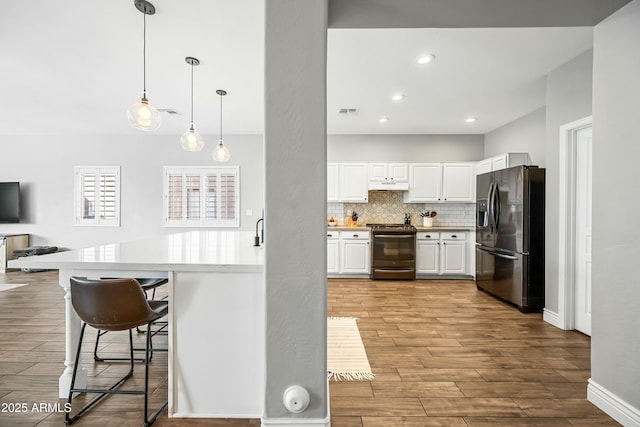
xmin=575 ymin=126 xmax=592 ymax=335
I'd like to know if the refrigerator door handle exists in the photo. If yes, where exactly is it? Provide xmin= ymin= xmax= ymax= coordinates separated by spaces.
xmin=487 ymin=183 xmax=495 ymax=233
xmin=476 ymin=246 xmax=520 ymax=260
xmin=493 ymin=183 xmax=501 ymax=230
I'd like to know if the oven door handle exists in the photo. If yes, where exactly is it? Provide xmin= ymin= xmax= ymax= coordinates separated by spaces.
xmin=374 ymin=234 xmax=415 ymax=239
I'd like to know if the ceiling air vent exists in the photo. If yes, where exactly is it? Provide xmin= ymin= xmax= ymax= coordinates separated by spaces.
xmin=338 ymin=108 xmax=358 ymax=115
xmin=158 ymin=108 xmax=180 ymax=115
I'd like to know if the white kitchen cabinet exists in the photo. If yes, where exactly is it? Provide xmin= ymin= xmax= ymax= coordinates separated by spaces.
xmin=477 ymin=153 xmax=531 ymax=175
xmin=477 ymin=158 xmax=493 ymax=175
xmin=327 ymin=231 xmax=340 ymax=274
xmin=339 ymin=163 xmax=368 ymax=203
xmin=404 ymin=163 xmax=442 ymax=202
xmin=441 ymin=232 xmax=466 ymax=275
xmin=416 ymin=232 xmax=440 ymax=274
xmin=442 ymin=163 xmax=475 ymax=202
xmin=368 ymin=163 xmax=408 ymax=182
xmin=404 ymin=163 xmax=475 ymax=203
xmin=327 ymin=163 xmax=339 ymax=202
xmin=339 ymin=231 xmax=370 ymax=274
xmin=416 ymin=231 xmax=468 ymax=276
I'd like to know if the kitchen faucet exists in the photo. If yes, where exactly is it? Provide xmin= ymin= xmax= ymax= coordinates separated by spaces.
xmin=254 ymin=215 xmax=264 ymax=247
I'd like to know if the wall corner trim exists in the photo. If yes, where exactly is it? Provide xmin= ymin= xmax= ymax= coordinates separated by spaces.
xmin=588 ymin=379 xmax=640 ymax=427
xmin=542 ymin=308 xmax=563 ymax=329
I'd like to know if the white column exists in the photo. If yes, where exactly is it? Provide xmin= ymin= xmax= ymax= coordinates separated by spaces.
xmin=58 ymin=269 xmax=87 ymax=398
xmin=263 ymin=0 xmax=329 ymax=425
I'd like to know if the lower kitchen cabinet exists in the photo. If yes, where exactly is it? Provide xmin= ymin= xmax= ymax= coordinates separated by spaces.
xmin=327 ymin=231 xmax=340 ymax=274
xmin=340 ymin=231 xmax=370 ymax=274
xmin=416 ymin=231 xmax=468 ymax=276
xmin=327 ymin=230 xmax=370 ymax=276
xmin=441 ymin=233 xmax=466 ymax=274
xmin=416 ymin=233 xmax=440 ymax=274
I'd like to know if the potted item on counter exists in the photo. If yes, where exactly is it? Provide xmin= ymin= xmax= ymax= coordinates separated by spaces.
xmin=327 ymin=217 xmax=338 ymax=227
xmin=420 ymin=210 xmax=437 ymax=227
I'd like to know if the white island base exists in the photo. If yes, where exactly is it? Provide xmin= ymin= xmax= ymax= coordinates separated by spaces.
xmin=10 ymin=231 xmax=265 ymax=419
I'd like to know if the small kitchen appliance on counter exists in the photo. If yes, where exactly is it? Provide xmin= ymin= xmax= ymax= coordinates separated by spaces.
xmin=369 ymin=224 xmax=417 ymax=280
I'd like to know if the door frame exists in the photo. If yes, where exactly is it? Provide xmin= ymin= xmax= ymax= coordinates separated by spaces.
xmin=556 ymin=115 xmax=592 ymax=330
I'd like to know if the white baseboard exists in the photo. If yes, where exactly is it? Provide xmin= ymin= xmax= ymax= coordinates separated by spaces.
xmin=543 ymin=308 xmax=562 ymax=329
xmin=588 ymin=378 xmax=640 ymax=427
xmin=261 ymin=417 xmax=330 ymax=427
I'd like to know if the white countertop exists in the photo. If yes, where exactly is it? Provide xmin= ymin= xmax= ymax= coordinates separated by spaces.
xmin=8 ymin=231 xmax=264 ymax=273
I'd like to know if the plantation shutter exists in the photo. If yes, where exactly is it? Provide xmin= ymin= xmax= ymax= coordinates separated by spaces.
xmin=164 ymin=166 xmax=239 ymax=227
xmin=75 ymin=166 xmax=120 ymax=226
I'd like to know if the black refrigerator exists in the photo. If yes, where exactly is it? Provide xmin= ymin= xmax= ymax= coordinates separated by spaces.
xmin=475 ymin=165 xmax=545 ymax=312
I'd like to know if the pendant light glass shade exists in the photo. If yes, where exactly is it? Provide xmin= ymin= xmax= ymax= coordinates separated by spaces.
xmin=128 ymin=97 xmax=160 ymax=131
xmin=181 ymin=126 xmax=204 ymax=151
xmin=212 ymin=89 xmax=230 ymax=162
xmin=128 ymin=1 xmax=160 ymax=131
xmin=213 ymin=139 xmax=231 ymax=162
xmin=180 ymin=57 xmax=204 ymax=151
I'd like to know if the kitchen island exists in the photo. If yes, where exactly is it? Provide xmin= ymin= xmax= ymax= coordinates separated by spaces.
xmin=8 ymin=231 xmax=265 ymax=419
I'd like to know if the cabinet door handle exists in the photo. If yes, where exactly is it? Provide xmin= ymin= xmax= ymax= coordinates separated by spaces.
xmin=327 ymin=234 xmax=333 ymax=237
xmin=353 ymin=234 xmax=359 ymax=238
xmin=451 ymin=235 xmax=457 ymax=238
xmin=425 ymin=234 xmax=431 ymax=238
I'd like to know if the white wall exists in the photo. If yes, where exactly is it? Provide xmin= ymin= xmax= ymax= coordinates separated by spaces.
xmin=591 ymin=0 xmax=640 ymax=420
xmin=328 ymin=134 xmax=484 ymax=162
xmin=544 ymin=49 xmax=594 ymax=313
xmin=0 ymin=134 xmax=264 ymax=249
xmin=484 ymin=107 xmax=546 ymax=166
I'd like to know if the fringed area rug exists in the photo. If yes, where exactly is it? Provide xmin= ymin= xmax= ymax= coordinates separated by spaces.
xmin=327 ymin=317 xmax=375 ymax=381
xmin=0 ymin=283 xmax=28 ymax=292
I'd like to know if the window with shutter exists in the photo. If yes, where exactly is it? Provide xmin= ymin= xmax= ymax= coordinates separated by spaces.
xmin=74 ymin=166 xmax=121 ymax=226
xmin=164 ymin=166 xmax=239 ymax=227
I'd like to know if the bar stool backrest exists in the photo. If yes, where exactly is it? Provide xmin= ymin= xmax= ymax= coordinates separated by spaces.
xmin=70 ymin=277 xmax=158 ymax=332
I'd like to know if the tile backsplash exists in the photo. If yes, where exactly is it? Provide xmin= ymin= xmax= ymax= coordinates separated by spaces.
xmin=328 ymin=191 xmax=475 ymax=227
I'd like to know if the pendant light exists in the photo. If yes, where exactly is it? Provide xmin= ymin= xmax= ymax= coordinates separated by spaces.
xmin=180 ymin=57 xmax=204 ymax=151
xmin=212 ymin=89 xmax=231 ymax=162
xmin=127 ymin=0 xmax=160 ymax=131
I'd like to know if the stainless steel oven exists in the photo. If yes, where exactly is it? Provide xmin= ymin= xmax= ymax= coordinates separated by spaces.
xmin=370 ymin=224 xmax=417 ymax=280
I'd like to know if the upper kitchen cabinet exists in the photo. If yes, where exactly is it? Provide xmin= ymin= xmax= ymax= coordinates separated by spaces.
xmin=339 ymin=163 xmax=368 ymax=203
xmin=477 ymin=153 xmax=531 ymax=175
xmin=442 ymin=163 xmax=475 ymax=202
xmin=327 ymin=163 xmax=340 ymax=202
xmin=368 ymin=163 xmax=408 ymax=182
xmin=404 ymin=163 xmax=475 ymax=203
xmin=404 ymin=163 xmax=442 ymax=202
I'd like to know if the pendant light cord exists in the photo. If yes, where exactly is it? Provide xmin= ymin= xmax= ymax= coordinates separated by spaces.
xmin=190 ymin=62 xmax=194 ymax=125
xmin=143 ymin=12 xmax=147 ymax=98
xmin=219 ymin=93 xmax=223 ymax=140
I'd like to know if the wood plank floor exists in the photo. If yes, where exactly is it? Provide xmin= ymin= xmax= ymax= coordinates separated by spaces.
xmin=0 ymin=271 xmax=619 ymax=426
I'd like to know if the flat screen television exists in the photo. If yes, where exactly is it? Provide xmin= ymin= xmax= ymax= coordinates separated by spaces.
xmin=0 ymin=182 xmax=21 ymax=223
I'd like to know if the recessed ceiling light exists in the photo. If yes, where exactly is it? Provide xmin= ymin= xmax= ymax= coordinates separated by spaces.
xmin=416 ymin=54 xmax=435 ymax=65
xmin=391 ymin=93 xmax=405 ymax=101
xmin=379 ymin=117 xmax=390 ymax=123
xmin=465 ymin=117 xmax=478 ymax=123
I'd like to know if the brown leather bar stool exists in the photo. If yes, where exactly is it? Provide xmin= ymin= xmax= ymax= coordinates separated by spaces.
xmin=66 ymin=277 xmax=168 ymax=426
xmin=93 ymin=277 xmax=168 ymax=362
